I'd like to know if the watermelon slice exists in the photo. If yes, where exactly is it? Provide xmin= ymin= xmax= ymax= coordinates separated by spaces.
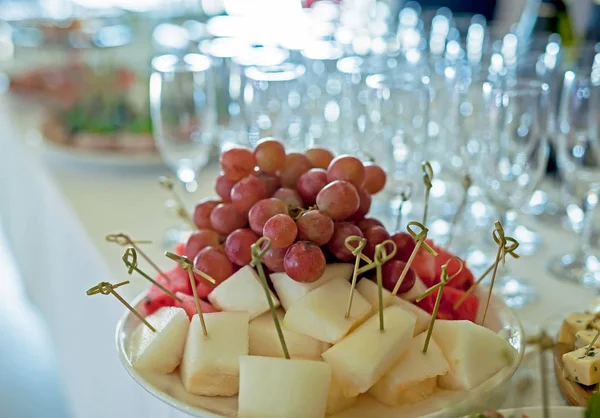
xmin=415 ymin=286 xmax=479 ymax=323
xmin=142 ymin=267 xmax=193 ymax=315
xmin=174 ymin=292 xmax=220 ymax=319
xmin=174 ymin=242 xmax=185 ymax=256
xmin=434 ymin=246 xmax=475 ymax=291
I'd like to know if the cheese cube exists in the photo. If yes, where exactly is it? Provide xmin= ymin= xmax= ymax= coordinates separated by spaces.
xmin=271 ymin=263 xmax=353 ymax=310
xmin=326 ymin=377 xmax=357 ymax=416
xmin=356 ymin=278 xmax=431 ymax=335
xmin=432 ymin=320 xmax=517 ymax=391
xmin=576 ymin=330 xmax=600 ymax=350
xmin=238 ymin=356 xmax=331 ymax=418
xmin=368 ymin=331 xmax=450 ymax=406
xmin=563 ymin=346 xmax=600 ymax=386
xmin=558 ymin=313 xmax=596 ymax=347
xmin=130 ymin=307 xmax=190 ymax=373
xmin=180 ymin=311 xmax=249 ymax=396
xmin=208 ymin=266 xmax=279 ymax=320
xmin=249 ymin=309 xmax=330 ymax=359
xmin=283 ymin=278 xmax=372 ymax=344
xmin=322 ymin=305 xmax=416 ymax=397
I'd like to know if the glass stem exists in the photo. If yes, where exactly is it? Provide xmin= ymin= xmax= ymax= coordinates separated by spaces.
xmin=580 ymin=188 xmax=600 ymax=255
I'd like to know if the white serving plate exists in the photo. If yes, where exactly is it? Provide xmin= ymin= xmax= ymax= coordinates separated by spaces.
xmin=485 ymin=406 xmax=585 ymax=417
xmin=116 ymin=286 xmax=525 ymax=418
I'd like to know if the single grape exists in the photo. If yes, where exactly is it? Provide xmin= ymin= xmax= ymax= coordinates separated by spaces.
xmin=220 ymin=147 xmax=256 ymax=182
xmin=362 ymin=163 xmax=387 ymax=194
xmin=327 ymin=222 xmax=364 ymax=261
xmin=273 ymin=188 xmax=303 ymax=207
xmin=224 ymin=228 xmax=259 ymax=266
xmin=263 ymin=214 xmax=298 ymax=248
xmin=184 ymin=229 xmax=221 ymax=260
xmin=356 ymin=217 xmax=384 ymax=234
xmin=362 ymin=226 xmax=391 ymax=260
xmin=279 ymin=153 xmax=312 ymax=188
xmin=215 ymin=172 xmax=235 ymax=202
xmin=296 ymin=210 xmax=334 ymax=246
xmin=255 ymin=171 xmax=281 ymax=197
xmin=348 ymin=187 xmax=372 ymax=221
xmin=391 ymin=232 xmax=416 ymax=262
xmin=284 ymin=241 xmax=326 ymax=283
xmin=306 ymin=147 xmax=334 ymax=169
xmin=262 ymin=245 xmax=287 ymax=272
xmin=316 ymin=180 xmax=360 ymax=221
xmin=230 ymin=175 xmax=267 ymax=216
xmin=193 ymin=198 xmax=220 ymax=229
xmin=248 ymin=198 xmax=289 ymax=235
xmin=210 ymin=203 xmax=248 ymax=235
xmin=375 ymin=259 xmax=416 ymax=295
xmin=194 ymin=246 xmax=234 ymax=285
xmin=254 ymin=138 xmax=286 ymax=174
xmin=296 ymin=168 xmax=328 ymax=206
xmin=327 ymin=155 xmax=365 ymax=187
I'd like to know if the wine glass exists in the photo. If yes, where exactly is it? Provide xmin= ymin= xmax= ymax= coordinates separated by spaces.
xmin=150 ymin=53 xmax=215 ymax=246
xmin=478 ymin=79 xmax=550 ymax=307
xmin=549 ymin=68 xmax=600 ymax=286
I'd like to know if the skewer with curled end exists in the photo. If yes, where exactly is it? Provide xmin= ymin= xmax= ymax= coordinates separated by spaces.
xmin=86 ymin=280 xmax=156 ymax=332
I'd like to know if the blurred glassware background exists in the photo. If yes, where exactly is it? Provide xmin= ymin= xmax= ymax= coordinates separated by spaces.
xmin=2 ymin=0 xmax=600 ymax=306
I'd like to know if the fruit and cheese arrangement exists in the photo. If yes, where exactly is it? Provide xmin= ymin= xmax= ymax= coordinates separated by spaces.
xmin=91 ymin=139 xmax=523 ymax=417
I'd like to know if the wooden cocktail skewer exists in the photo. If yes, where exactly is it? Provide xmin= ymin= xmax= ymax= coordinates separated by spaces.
xmin=122 ymin=247 xmax=181 ymax=302
xmin=159 ymin=176 xmax=196 ymax=229
xmin=527 ymin=331 xmax=554 ymax=418
xmin=165 ymin=252 xmax=216 ymax=285
xmin=446 ymin=174 xmax=472 ymax=247
xmin=421 ymin=161 xmax=434 ymax=228
xmin=344 ymin=235 xmax=370 ymax=318
xmin=372 ymin=241 xmax=398 ymax=331
xmin=250 ymin=237 xmax=290 ymax=359
xmin=165 ymin=252 xmax=209 ymax=336
xmin=106 ymin=233 xmax=171 ymax=284
xmin=391 ymin=221 xmax=438 ymax=296
xmin=481 ymin=221 xmax=507 ymax=326
xmin=416 ymin=257 xmax=463 ymax=353
xmin=86 ymin=280 xmax=156 ymax=332
xmin=394 ymin=183 xmax=413 ymax=233
xmin=453 ymin=236 xmax=519 ymax=310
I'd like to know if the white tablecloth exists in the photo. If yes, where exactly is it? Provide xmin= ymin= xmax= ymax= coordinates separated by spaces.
xmin=0 ymin=94 xmax=594 ymax=418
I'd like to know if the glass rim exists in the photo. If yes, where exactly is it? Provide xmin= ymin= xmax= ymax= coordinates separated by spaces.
xmin=151 ymin=53 xmax=211 ymax=73
xmin=199 ymin=37 xmax=247 ymax=59
xmin=232 ymin=46 xmax=289 ymax=67
xmin=245 ymin=63 xmax=306 ymax=82
xmin=491 ymin=79 xmax=550 ymax=98
xmin=301 ymin=40 xmax=343 ymax=61
xmin=365 ymin=72 xmax=427 ymax=90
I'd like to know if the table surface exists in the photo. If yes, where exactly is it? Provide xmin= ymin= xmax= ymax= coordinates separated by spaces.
xmin=0 ymin=93 xmax=595 ymax=418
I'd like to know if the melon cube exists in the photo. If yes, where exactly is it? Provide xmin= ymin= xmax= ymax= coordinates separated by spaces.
xmin=249 ymin=308 xmax=330 ymax=359
xmin=271 ymin=263 xmax=353 ymax=310
xmin=356 ymin=278 xmax=431 ymax=335
xmin=400 ymin=275 xmax=428 ymax=302
xmin=322 ymin=305 xmax=416 ymax=397
xmin=180 ymin=311 xmax=249 ymax=396
xmin=432 ymin=320 xmax=517 ymax=391
xmin=130 ymin=307 xmax=190 ymax=373
xmin=368 ymin=331 xmax=449 ymax=406
xmin=326 ymin=377 xmax=357 ymax=415
xmin=283 ymin=278 xmax=371 ymax=344
xmin=208 ymin=265 xmax=279 ymax=320
xmin=238 ymin=355 xmax=331 ymax=418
